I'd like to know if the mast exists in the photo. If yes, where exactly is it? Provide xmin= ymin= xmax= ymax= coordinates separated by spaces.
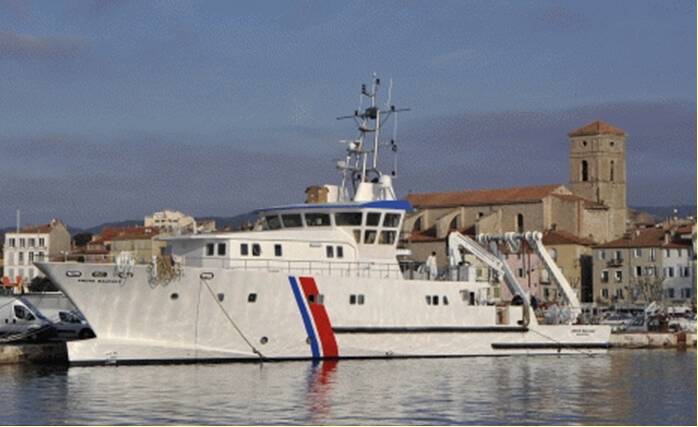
xmin=336 ymin=75 xmax=409 ymax=202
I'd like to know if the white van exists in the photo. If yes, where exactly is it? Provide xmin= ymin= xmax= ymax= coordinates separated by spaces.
xmin=0 ymin=296 xmax=56 ymax=341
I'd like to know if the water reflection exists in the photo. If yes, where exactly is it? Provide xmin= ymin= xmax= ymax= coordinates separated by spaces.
xmin=0 ymin=351 xmax=694 ymax=425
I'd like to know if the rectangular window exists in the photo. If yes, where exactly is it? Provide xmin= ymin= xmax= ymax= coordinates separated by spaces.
xmin=432 ymin=295 xmax=439 ymax=306
xmin=28 ymin=252 xmax=34 ymax=262
xmin=240 ymin=243 xmax=249 ymax=256
xmin=379 ymin=230 xmax=396 ymax=245
xmin=645 ymin=266 xmax=655 ymax=276
xmin=601 ymin=270 xmax=609 ymax=283
xmin=252 ymin=243 xmax=261 ymax=256
xmin=264 ymin=215 xmax=282 ymax=230
xmin=18 ymin=252 xmax=24 ymax=263
xmin=665 ymin=249 xmax=671 ymax=258
xmin=335 ymin=212 xmax=362 ymax=226
xmin=349 ymin=294 xmax=356 ymax=305
xmin=517 ymin=268 xmax=524 ymax=278
xmin=382 ymin=213 xmax=401 ymax=228
xmin=305 ymin=213 xmax=331 ymax=227
xmin=326 ymin=246 xmax=334 ymax=258
xmin=28 ymin=238 xmax=35 ymax=247
xmin=8 ymin=238 xmax=16 ymax=247
xmin=614 ymin=270 xmax=623 ymax=282
xmin=677 ymin=249 xmax=683 ymax=257
xmin=667 ymin=288 xmax=675 ymax=298
xmin=205 ymin=243 xmax=215 ymax=256
xmin=634 ymin=248 xmax=642 ymax=258
xmin=38 ymin=238 xmax=45 ymax=247
xmin=602 ymin=288 xmax=609 ymax=298
xmin=667 ymin=267 xmax=674 ymax=278
xmin=19 ymin=238 xmax=25 ymax=248
xmin=635 ymin=266 xmax=642 ymax=277
xmin=599 ymin=250 xmax=606 ymax=260
xmin=336 ymin=246 xmax=344 ymax=258
xmin=615 ymin=251 xmax=623 ymax=260
xmin=681 ymin=288 xmax=691 ymax=298
xmin=363 ymin=229 xmax=377 ymax=244
xmin=366 ymin=212 xmax=381 ymax=226
xmin=684 ymin=267 xmax=691 ymax=277
xmin=37 ymin=252 xmax=45 ymax=261
xmin=650 ymin=248 xmax=656 ymax=261
xmin=217 ymin=243 xmax=226 ymax=256
xmin=274 ymin=244 xmax=282 ymax=257
xmin=281 ymin=214 xmax=303 ymax=228
xmin=617 ymin=289 xmax=624 ymax=299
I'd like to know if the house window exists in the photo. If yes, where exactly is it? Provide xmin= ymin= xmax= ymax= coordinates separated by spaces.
xmin=667 ymin=288 xmax=675 ymax=299
xmin=614 ymin=270 xmax=623 ymax=282
xmin=634 ymin=248 xmax=642 ymax=258
xmin=18 ymin=252 xmax=24 ymax=263
xmin=666 ymin=267 xmax=675 ymax=278
xmin=581 ymin=160 xmax=589 ymax=182
xmin=217 ymin=243 xmax=226 ymax=256
xmin=602 ymin=288 xmax=609 ymax=298
xmin=206 ymin=243 xmax=215 ymax=256
xmin=601 ymin=270 xmax=609 ymax=283
xmin=252 ymin=244 xmax=261 ymax=256
xmin=635 ymin=266 xmax=642 ymax=277
xmin=516 ymin=214 xmax=524 ymax=233
xmin=677 ymin=249 xmax=683 ymax=257
xmin=350 ymin=295 xmax=356 ymax=305
xmin=665 ymin=249 xmax=671 ymax=258
xmin=336 ymin=246 xmax=344 ymax=258
xmin=683 ymin=266 xmax=691 ymax=277
xmin=432 ymin=295 xmax=439 ymax=306
xmin=19 ymin=238 xmax=25 ymax=248
xmin=615 ymin=251 xmax=623 ymax=261
xmin=517 ymin=268 xmax=524 ymax=278
xmin=610 ymin=160 xmax=615 ymax=181
xmin=326 ymin=246 xmax=334 ymax=258
xmin=650 ymin=248 xmax=656 ymax=261
xmin=274 ymin=244 xmax=282 ymax=257
xmin=8 ymin=238 xmax=16 ymax=247
xmin=240 ymin=243 xmax=249 ymax=256
xmin=38 ymin=238 xmax=45 ymax=247
xmin=681 ymin=288 xmax=691 ymax=299
xmin=645 ymin=266 xmax=655 ymax=276
xmin=28 ymin=238 xmax=35 ymax=247
xmin=28 ymin=252 xmax=34 ymax=262
xmin=617 ymin=289 xmax=624 ymax=299
xmin=598 ymin=250 xmax=606 ymax=260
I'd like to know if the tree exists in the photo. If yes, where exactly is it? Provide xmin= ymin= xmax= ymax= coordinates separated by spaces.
xmin=27 ymin=276 xmax=59 ymax=292
xmin=629 ymin=275 xmax=664 ymax=305
xmin=72 ymin=232 xmax=93 ymax=248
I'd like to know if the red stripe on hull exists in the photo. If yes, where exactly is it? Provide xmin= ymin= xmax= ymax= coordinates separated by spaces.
xmin=299 ymin=276 xmax=339 ymax=358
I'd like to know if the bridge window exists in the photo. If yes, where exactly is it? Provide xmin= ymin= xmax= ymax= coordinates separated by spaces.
xmin=265 ymin=215 xmax=282 ymax=230
xmin=383 ymin=213 xmax=401 ymax=227
xmin=305 ymin=213 xmax=331 ymax=227
xmin=252 ymin=243 xmax=261 ymax=256
xmin=335 ymin=212 xmax=362 ymax=226
xmin=217 ymin=243 xmax=226 ymax=256
xmin=366 ymin=212 xmax=381 ymax=226
xmin=364 ymin=229 xmax=377 ymax=244
xmin=379 ymin=230 xmax=396 ymax=245
xmin=581 ymin=160 xmax=589 ymax=182
xmin=281 ymin=214 xmax=303 ymax=228
xmin=240 ymin=243 xmax=249 ymax=256
xmin=274 ymin=244 xmax=282 ymax=257
xmin=206 ymin=243 xmax=215 ymax=256
xmin=352 ymin=230 xmax=361 ymax=243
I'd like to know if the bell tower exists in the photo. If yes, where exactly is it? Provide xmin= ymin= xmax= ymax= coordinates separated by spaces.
xmin=568 ymin=120 xmax=628 ymax=240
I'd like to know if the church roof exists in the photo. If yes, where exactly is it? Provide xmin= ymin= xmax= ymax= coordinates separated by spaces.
xmin=407 ymin=184 xmax=565 ymax=208
xmin=568 ymin=120 xmax=626 ymax=137
xmin=542 ymin=229 xmax=596 ymax=246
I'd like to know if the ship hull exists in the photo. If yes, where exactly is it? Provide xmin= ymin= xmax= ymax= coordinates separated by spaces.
xmin=37 ymin=262 xmax=610 ymax=365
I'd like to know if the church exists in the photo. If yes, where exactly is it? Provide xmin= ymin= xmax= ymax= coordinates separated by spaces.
xmin=403 ymin=120 xmax=630 ymax=245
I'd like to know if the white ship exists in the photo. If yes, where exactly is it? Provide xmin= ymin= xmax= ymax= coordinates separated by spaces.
xmin=37 ymin=77 xmax=610 ymax=365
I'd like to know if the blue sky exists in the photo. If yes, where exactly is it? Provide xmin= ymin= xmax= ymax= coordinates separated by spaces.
xmin=0 ymin=0 xmax=695 ymax=227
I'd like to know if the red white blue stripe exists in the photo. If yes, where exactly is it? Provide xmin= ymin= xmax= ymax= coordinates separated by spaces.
xmin=288 ymin=276 xmax=339 ymax=359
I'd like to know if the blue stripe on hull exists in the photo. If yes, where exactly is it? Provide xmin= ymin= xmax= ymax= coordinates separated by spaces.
xmin=288 ymin=276 xmax=320 ymax=359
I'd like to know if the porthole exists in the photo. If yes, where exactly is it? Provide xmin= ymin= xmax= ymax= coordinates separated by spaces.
xmin=170 ymin=293 xmax=179 ymax=300
xmin=200 ymin=272 xmax=214 ymax=280
xmin=117 ymin=272 xmax=133 ymax=279
xmin=66 ymin=271 xmax=82 ymax=278
xmin=260 ymin=336 xmax=268 ymax=345
xmin=92 ymin=271 xmax=107 ymax=278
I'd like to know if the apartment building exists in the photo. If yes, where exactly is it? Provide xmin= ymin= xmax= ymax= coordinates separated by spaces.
xmin=592 ymin=227 xmax=694 ymax=306
xmin=2 ymin=219 xmax=71 ymax=291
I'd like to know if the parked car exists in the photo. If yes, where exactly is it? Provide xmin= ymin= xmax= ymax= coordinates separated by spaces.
xmin=0 ymin=296 xmax=56 ymax=341
xmin=41 ymin=309 xmax=95 ymax=340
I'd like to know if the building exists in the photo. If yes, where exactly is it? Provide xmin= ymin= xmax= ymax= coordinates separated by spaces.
xmin=145 ymin=209 xmax=215 ymax=234
xmin=591 ymin=227 xmax=695 ymax=307
xmin=108 ymin=226 xmax=165 ymax=264
xmin=2 ymin=219 xmax=71 ymax=292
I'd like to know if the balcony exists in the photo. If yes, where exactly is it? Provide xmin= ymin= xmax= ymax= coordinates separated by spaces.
xmin=606 ymin=259 xmax=623 ymax=268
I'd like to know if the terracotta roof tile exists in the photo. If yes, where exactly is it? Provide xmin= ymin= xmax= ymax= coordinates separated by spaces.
xmin=543 ymin=230 xmax=596 ymax=246
xmin=407 ymin=184 xmax=564 ymax=208
xmin=568 ymin=120 xmax=626 ymax=137
xmin=595 ymin=228 xmax=689 ymax=249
